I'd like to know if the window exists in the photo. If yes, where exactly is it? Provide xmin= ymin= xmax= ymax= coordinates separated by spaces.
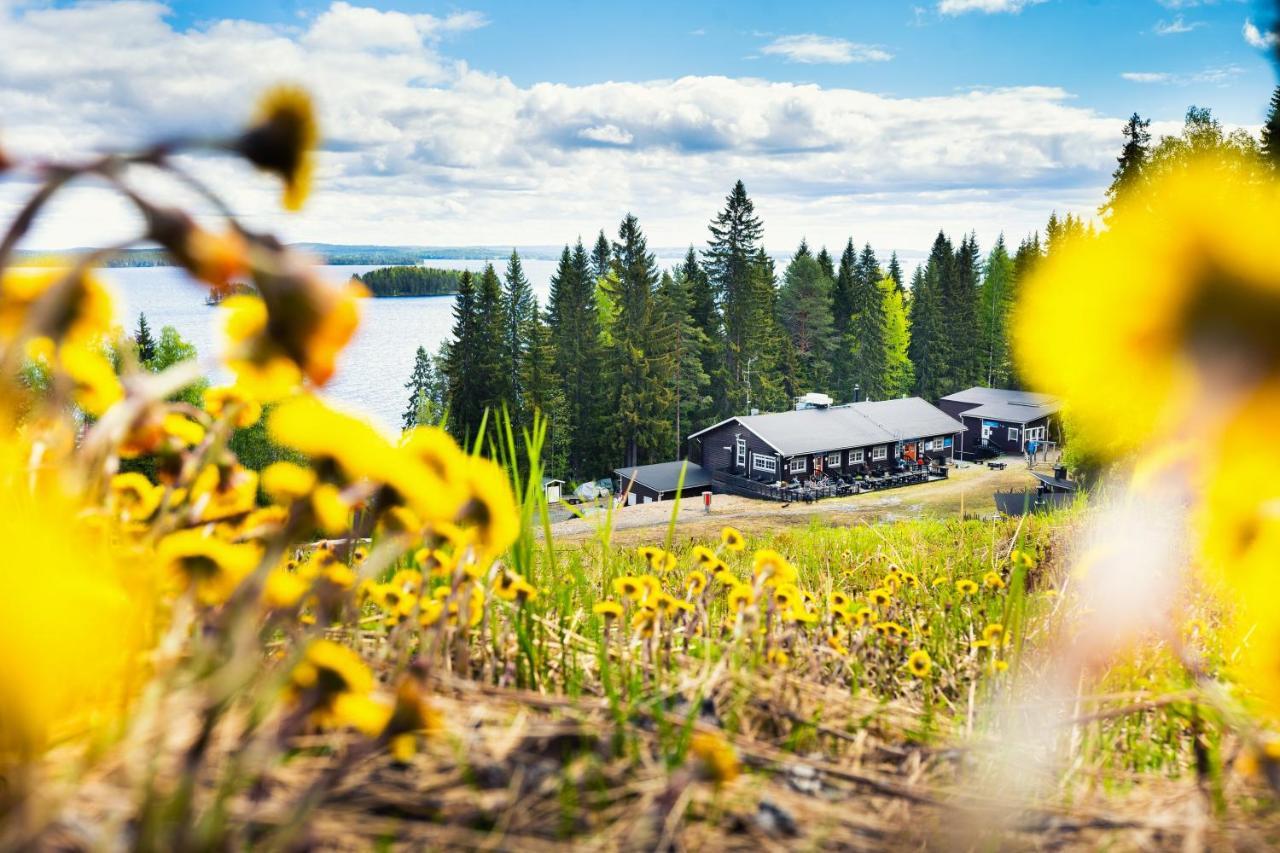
xmin=849 ymin=448 xmax=865 ymax=464
xmin=1024 ymin=426 xmax=1045 ymax=442
xmin=789 ymin=457 xmax=807 ymax=474
xmin=928 ymin=438 xmax=944 ymax=451
xmin=735 ymin=437 xmax=746 ymax=466
xmin=871 ymin=445 xmax=887 ymax=461
xmin=826 ymin=452 xmax=842 ymax=468
xmin=1008 ymin=427 xmax=1020 ymax=442
xmin=752 ymin=453 xmax=777 ymax=474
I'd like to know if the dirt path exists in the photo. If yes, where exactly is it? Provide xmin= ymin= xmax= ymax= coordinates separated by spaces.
xmin=550 ymin=456 xmax=1042 ymax=546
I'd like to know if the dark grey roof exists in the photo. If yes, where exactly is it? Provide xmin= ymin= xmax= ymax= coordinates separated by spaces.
xmin=941 ymin=386 xmax=1058 ymax=407
xmin=691 ymin=397 xmax=964 ymax=457
xmin=961 ymin=399 xmax=1060 ymax=423
xmin=613 ymin=461 xmax=712 ymax=494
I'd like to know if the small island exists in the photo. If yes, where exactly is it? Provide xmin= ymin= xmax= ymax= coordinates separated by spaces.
xmin=354 ymin=265 xmax=463 ymax=297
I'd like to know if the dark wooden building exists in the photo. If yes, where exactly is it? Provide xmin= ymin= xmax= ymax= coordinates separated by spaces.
xmin=614 ymin=461 xmax=712 ymax=504
xmin=938 ymin=387 xmax=1061 ymax=458
xmin=686 ymin=397 xmax=964 ymax=484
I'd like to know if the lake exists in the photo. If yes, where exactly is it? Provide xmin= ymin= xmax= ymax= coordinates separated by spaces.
xmin=102 ymin=257 xmax=684 ymax=431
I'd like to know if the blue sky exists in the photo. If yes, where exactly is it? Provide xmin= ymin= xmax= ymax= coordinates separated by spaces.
xmin=2 ymin=0 xmax=1277 ymax=257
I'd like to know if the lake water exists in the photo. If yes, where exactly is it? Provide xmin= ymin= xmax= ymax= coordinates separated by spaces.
xmin=102 ymin=257 xmax=682 ymax=430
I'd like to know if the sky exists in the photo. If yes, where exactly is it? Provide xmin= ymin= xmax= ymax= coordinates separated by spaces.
xmin=1 ymin=0 xmax=1277 ymax=262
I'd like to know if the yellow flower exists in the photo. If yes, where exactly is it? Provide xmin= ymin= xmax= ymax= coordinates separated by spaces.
xmin=190 ymin=464 xmax=258 ymax=522
xmin=456 ymin=455 xmax=519 ymax=558
xmin=0 ymin=267 xmax=114 ymax=345
xmin=691 ymin=545 xmax=718 ymax=567
xmin=868 ymin=587 xmax=892 ymax=607
xmin=310 ymin=483 xmax=350 ymax=535
xmin=176 ymin=225 xmax=251 ymax=291
xmin=713 ymin=568 xmax=738 ymax=587
xmin=828 ymin=591 xmax=852 ymax=612
xmin=60 ymin=342 xmax=122 ymax=416
xmin=162 ymin=412 xmax=205 ymax=447
xmin=593 ymin=600 xmax=624 ymax=620
xmin=158 ymin=529 xmax=262 ymax=606
xmin=1014 ymin=153 xmax=1280 ymax=460
xmin=261 ymin=460 xmax=316 ymax=503
xmin=289 ymin=639 xmax=375 ymax=718
xmin=689 ymin=731 xmax=739 ymax=784
xmin=612 ymin=575 xmax=645 ymax=601
xmin=203 ymin=384 xmax=262 ymax=428
xmin=971 ymin=639 xmax=993 ymax=652
xmin=982 ymin=623 xmax=1006 ymax=644
xmin=108 ymin=472 xmax=164 ymax=522
xmin=766 ymin=647 xmax=790 ymax=666
xmin=955 ymin=579 xmax=979 ymax=596
xmin=727 ymin=583 xmax=755 ymax=613
xmin=827 ymin=629 xmax=849 ymax=655
xmin=906 ymin=649 xmax=932 ymax=678
xmin=852 ymin=606 xmax=874 ymax=627
xmin=983 ymin=571 xmax=1006 ymax=591
xmin=238 ymin=85 xmax=318 ymax=211
xmin=720 ymin=526 xmax=746 ymax=551
xmin=752 ymin=548 xmax=796 ymax=586
xmin=262 ymin=565 xmax=309 ymax=609
xmin=684 ymin=570 xmax=708 ymax=597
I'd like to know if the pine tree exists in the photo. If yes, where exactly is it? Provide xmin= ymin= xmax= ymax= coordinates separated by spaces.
xmin=831 ymin=239 xmax=857 ymax=397
xmin=444 ymin=265 xmax=510 ymax=445
xmin=1100 ymin=113 xmax=1152 ymax=218
xmin=1263 ymin=86 xmax=1280 ymax=167
xmin=706 ymin=180 xmax=765 ymax=411
xmin=908 ymin=233 xmax=953 ymax=401
xmin=134 ymin=312 xmax=156 ymax=364
xmin=945 ymin=233 xmax=981 ymax=391
xmin=679 ymin=247 xmax=724 ymax=431
xmin=848 ymin=243 xmax=888 ymax=400
xmin=591 ymin=230 xmax=612 ymax=280
xmin=887 ymin=252 xmax=904 ymax=293
xmin=777 ymin=253 xmax=836 ymax=395
xmin=402 ymin=345 xmax=437 ymax=430
xmin=444 ymin=271 xmax=478 ymax=438
xmin=793 ymin=238 xmax=811 ymax=260
xmin=501 ymin=249 xmax=536 ymax=415
xmin=816 ymin=246 xmax=835 ymax=281
xmin=977 ymin=235 xmax=1016 ymax=388
xmin=747 ymin=248 xmax=788 ymax=413
xmin=881 ymin=275 xmax=914 ymax=399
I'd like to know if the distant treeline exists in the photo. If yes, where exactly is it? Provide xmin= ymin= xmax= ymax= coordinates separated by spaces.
xmin=355 ymin=265 xmax=463 ymax=297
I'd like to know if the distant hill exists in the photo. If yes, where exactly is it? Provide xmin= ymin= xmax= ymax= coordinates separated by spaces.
xmin=354 ymin=265 xmax=463 ymax=297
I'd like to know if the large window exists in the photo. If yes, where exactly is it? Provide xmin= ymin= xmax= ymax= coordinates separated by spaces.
xmin=1024 ymin=426 xmax=1045 ymax=442
xmin=752 ymin=453 xmax=777 ymax=474
xmin=789 ymin=457 xmax=807 ymax=474
xmin=735 ymin=437 xmax=746 ymax=466
xmin=849 ymin=448 xmax=865 ymax=464
xmin=871 ymin=445 xmax=887 ymax=461
xmin=928 ymin=437 xmax=944 ymax=451
xmin=826 ymin=452 xmax=842 ymax=468
xmin=1008 ymin=427 xmax=1020 ymax=442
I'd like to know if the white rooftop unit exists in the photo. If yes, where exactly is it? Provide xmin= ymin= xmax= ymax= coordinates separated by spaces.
xmin=795 ymin=392 xmax=834 ymax=411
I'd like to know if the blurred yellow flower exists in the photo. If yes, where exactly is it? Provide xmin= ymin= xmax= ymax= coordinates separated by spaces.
xmin=907 ymin=649 xmax=932 ymax=678
xmin=720 ymin=526 xmax=745 ymax=551
xmin=239 ymin=85 xmax=318 ymax=211
xmin=158 ymin=529 xmax=261 ymax=606
xmin=203 ymin=384 xmax=262 ymax=428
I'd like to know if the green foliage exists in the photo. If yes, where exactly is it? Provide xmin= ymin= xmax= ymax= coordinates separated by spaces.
xmin=402 ymin=345 xmax=442 ymax=430
xmin=908 ymin=234 xmax=953 ymax=402
xmin=847 ymin=243 xmax=888 ymax=401
xmin=1100 ymin=113 xmax=1152 ymax=219
xmin=445 ymin=267 xmax=511 ymax=445
xmin=229 ymin=403 xmax=304 ymax=473
xmin=656 ymin=269 xmax=713 ymax=459
xmin=977 ymin=235 xmax=1017 ymax=388
xmin=706 ymin=180 xmax=766 ymax=410
xmin=1264 ymin=85 xmax=1280 ymax=168
xmin=880 ymin=276 xmax=914 ymax=400
xmin=776 ymin=252 xmax=835 ymax=395
xmin=355 ymin=265 xmax=463 ymax=297
xmin=133 ymin=313 xmax=156 ymax=364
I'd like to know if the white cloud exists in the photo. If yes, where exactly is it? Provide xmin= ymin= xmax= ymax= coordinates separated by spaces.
xmin=1243 ymin=18 xmax=1278 ymax=49
xmin=760 ymin=34 xmax=892 ymax=64
xmin=938 ymin=0 xmax=1043 ymax=15
xmin=0 ymin=2 xmax=1139 ymax=254
xmin=1121 ymin=65 xmax=1245 ymax=84
xmin=1154 ymin=16 xmax=1201 ymax=35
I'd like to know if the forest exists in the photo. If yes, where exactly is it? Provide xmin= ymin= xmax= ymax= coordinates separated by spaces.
xmin=402 ymin=100 xmax=1279 ymax=484
xmin=355 ymin=265 xmax=464 ymax=297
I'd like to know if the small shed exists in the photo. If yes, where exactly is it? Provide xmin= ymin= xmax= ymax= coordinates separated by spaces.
xmin=541 ymin=477 xmax=565 ymax=503
xmin=613 ymin=461 xmax=712 ymax=505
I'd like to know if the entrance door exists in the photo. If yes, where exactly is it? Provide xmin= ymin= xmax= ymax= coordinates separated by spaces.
xmin=547 ymin=483 xmax=561 ymax=502
xmin=981 ymin=423 xmax=992 ymax=444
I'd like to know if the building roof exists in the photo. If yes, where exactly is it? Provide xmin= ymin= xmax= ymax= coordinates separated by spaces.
xmin=613 ymin=461 xmax=712 ymax=495
xmin=688 ymin=397 xmax=965 ymax=458
xmin=940 ymin=386 xmax=1059 ymax=407
xmin=960 ymin=399 xmax=1060 ymax=424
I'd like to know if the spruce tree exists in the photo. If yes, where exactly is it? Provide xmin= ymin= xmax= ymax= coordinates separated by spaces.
xmin=793 ymin=238 xmax=811 ymax=260
xmin=706 ymin=180 xmax=765 ymax=411
xmin=1263 ymin=85 xmax=1280 ymax=167
xmin=747 ymin=248 xmax=788 ymax=413
xmin=656 ymin=270 xmax=712 ymax=458
xmin=134 ymin=312 xmax=156 ymax=364
xmin=402 ymin=345 xmax=436 ymax=430
xmin=945 ymin=233 xmax=982 ymax=391
xmin=546 ymin=241 xmax=605 ymax=480
xmin=444 ymin=265 xmax=510 ymax=445
xmin=1100 ymin=113 xmax=1152 ymax=218
xmin=881 ymin=275 xmax=914 ymax=399
xmin=519 ymin=310 xmax=570 ymax=477
xmin=848 ymin=243 xmax=888 ymax=400
xmin=831 ymin=239 xmax=857 ymax=397
xmin=977 ymin=235 xmax=1016 ymax=388
xmin=591 ymin=230 xmax=612 ymax=280
xmin=777 ymin=253 xmax=836 ymax=395
xmin=816 ymin=246 xmax=835 ymax=281
xmin=501 ymin=249 xmax=536 ymax=415
xmin=444 ymin=271 xmax=478 ymax=438
xmin=679 ymin=247 xmax=724 ymax=431
xmin=887 ymin=252 xmax=904 ymax=293
xmin=908 ymin=234 xmax=953 ymax=401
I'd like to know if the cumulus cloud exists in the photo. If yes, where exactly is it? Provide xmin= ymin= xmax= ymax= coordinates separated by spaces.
xmin=938 ymin=0 xmax=1044 ymax=15
xmin=1243 ymin=18 xmax=1278 ymax=49
xmin=760 ymin=34 xmax=892 ymax=64
xmin=0 ymin=1 xmax=1131 ymax=253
